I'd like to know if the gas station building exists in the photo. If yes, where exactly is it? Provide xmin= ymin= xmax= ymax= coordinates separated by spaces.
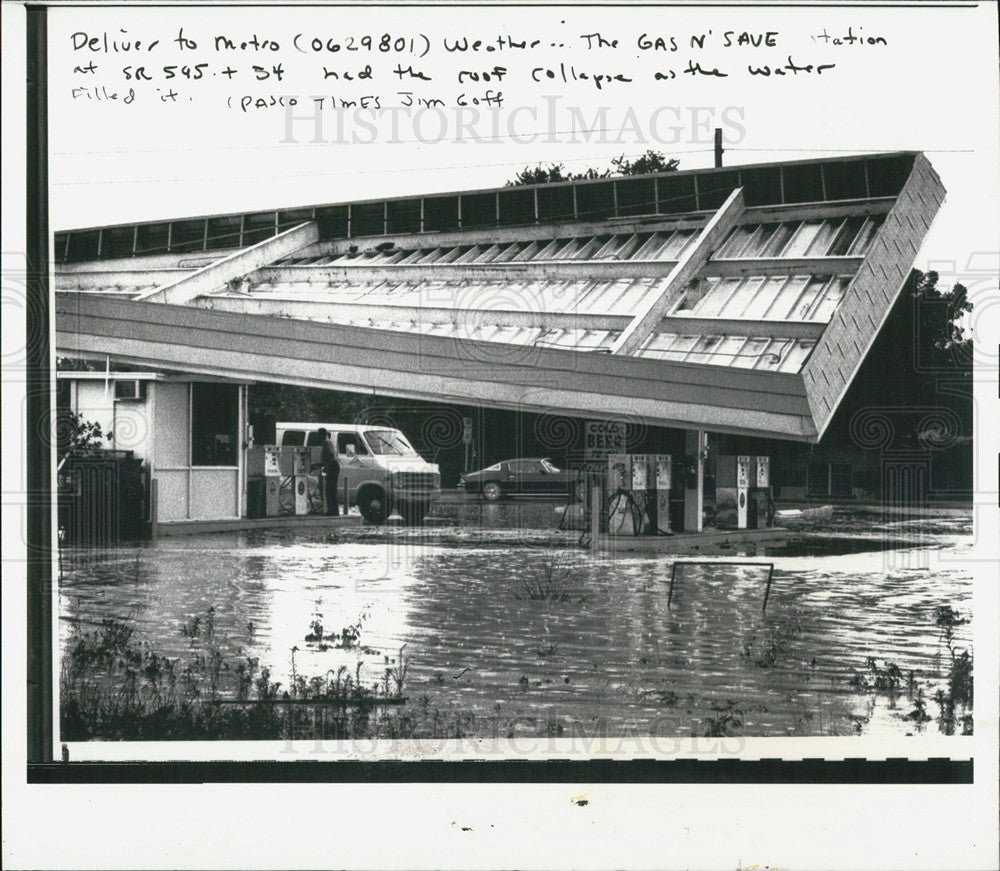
xmin=54 ymin=151 xmax=948 ymax=533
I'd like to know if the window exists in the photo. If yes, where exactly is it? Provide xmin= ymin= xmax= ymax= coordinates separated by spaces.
xmin=281 ymin=430 xmax=305 ymax=447
xmin=509 ymin=460 xmax=541 ymax=473
xmin=191 ymin=383 xmax=239 ymax=466
xmin=541 ymin=459 xmax=561 ymax=473
xmin=338 ymin=432 xmax=368 ymax=455
xmin=306 ymin=430 xmax=327 ymax=447
xmin=362 ymin=430 xmax=417 ymax=456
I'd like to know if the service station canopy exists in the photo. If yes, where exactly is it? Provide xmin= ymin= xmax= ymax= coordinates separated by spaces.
xmin=55 ymin=152 xmax=944 ymax=441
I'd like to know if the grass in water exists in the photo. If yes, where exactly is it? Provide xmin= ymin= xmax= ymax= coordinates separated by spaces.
xmin=59 ymin=607 xmax=503 ymax=741
xmin=845 ymin=604 xmax=973 ymax=735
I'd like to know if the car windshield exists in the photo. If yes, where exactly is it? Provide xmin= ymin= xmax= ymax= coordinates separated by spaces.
xmin=363 ymin=429 xmax=418 ymax=456
xmin=541 ymin=459 xmax=561 ymax=473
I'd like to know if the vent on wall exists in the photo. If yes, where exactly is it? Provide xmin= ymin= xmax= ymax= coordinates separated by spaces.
xmin=114 ymin=379 xmax=147 ymax=401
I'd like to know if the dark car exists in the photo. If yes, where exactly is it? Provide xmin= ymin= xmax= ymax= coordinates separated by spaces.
xmin=459 ymin=458 xmax=583 ymax=501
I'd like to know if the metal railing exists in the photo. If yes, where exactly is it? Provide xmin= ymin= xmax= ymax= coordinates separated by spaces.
xmin=668 ymin=560 xmax=775 ymax=612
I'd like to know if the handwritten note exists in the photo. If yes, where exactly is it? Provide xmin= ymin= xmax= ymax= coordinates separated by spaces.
xmin=64 ymin=20 xmax=889 ymax=115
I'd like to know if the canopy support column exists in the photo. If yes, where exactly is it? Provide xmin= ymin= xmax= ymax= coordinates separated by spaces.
xmin=683 ymin=429 xmax=707 ymax=533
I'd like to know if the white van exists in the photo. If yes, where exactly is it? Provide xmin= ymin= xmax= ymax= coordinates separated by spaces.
xmin=275 ymin=422 xmax=440 ymax=523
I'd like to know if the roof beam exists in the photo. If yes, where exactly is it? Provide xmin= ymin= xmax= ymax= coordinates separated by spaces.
xmin=256 ymin=260 xmax=679 ymax=284
xmin=311 ymin=213 xmax=711 ymax=256
xmin=55 ymin=291 xmax=818 ymax=440
xmin=198 ymin=295 xmax=825 ymax=340
xmin=610 ymin=188 xmax=745 ymax=355
xmin=55 ymin=268 xmax=189 ymax=292
xmin=249 ymin=253 xmax=861 ymax=288
xmin=740 ymin=197 xmax=894 ymax=224
xmin=707 ymin=256 xmax=862 ymax=278
xmin=135 ymin=221 xmax=319 ymax=304
xmin=664 ymin=315 xmax=823 ymax=340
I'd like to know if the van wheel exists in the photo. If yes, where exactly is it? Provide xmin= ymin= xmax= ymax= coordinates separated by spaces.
xmin=482 ymin=481 xmax=503 ymax=502
xmin=397 ymin=500 xmax=428 ymax=525
xmin=358 ymin=486 xmax=388 ymax=524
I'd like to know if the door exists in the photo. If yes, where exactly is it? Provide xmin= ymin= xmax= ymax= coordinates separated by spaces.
xmin=336 ymin=431 xmax=371 ymax=504
xmin=512 ymin=459 xmax=548 ymax=494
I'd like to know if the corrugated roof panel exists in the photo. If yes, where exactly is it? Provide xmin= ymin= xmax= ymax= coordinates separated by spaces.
xmin=759 ymin=222 xmax=798 ymax=256
xmin=511 ymin=241 xmax=543 ymax=261
xmin=731 ymin=336 xmax=769 ymax=368
xmin=739 ymin=277 xmax=788 ymax=320
xmin=632 ymin=232 xmax=667 ymax=259
xmin=547 ymin=238 xmax=581 ymax=260
xmin=611 ymin=233 xmax=645 ymax=259
xmin=847 ymin=216 xmax=881 ymax=254
xmin=532 ymin=238 xmax=563 ymax=258
xmin=780 ymin=340 xmax=815 ymax=373
xmin=652 ymin=230 xmax=696 ymax=259
xmin=752 ymin=339 xmax=787 ymax=371
xmin=717 ymin=225 xmax=757 ymax=257
xmin=491 ymin=242 xmax=525 ymax=262
xmin=687 ymin=277 xmax=740 ymax=316
xmin=761 ymin=276 xmax=810 ymax=319
xmin=811 ymin=276 xmax=851 ymax=322
xmin=638 ymin=333 xmax=700 ymax=362
xmin=797 ymin=276 xmax=835 ymax=320
xmin=704 ymin=335 xmax=748 ymax=367
xmin=782 ymin=220 xmax=825 ymax=257
xmin=474 ymin=243 xmax=505 ymax=262
xmin=804 ymin=218 xmax=844 ymax=256
xmin=592 ymin=236 xmax=624 ymax=259
xmin=396 ymin=248 xmax=427 ymax=264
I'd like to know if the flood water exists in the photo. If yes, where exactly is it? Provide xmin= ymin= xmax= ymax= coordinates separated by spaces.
xmin=58 ymin=508 xmax=974 ymax=739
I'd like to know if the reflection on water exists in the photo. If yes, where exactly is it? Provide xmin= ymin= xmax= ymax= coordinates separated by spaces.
xmin=58 ymin=510 xmax=974 ymax=738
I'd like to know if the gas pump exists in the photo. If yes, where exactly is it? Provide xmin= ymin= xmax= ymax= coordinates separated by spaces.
xmin=263 ymin=446 xmax=282 ymax=517
xmin=293 ymin=447 xmax=311 ymax=515
xmin=736 ymin=455 xmax=751 ymax=529
xmin=605 ymin=454 xmax=673 ymax=536
xmin=717 ymin=454 xmax=772 ymax=529
xmin=748 ymin=456 xmax=772 ymax=529
xmin=607 ymin=453 xmax=630 ymax=493
xmin=607 ymin=454 xmax=634 ymax=535
xmin=631 ymin=454 xmax=653 ymax=535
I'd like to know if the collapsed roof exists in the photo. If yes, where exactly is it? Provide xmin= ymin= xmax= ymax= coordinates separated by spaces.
xmin=55 ymin=151 xmax=944 ymax=441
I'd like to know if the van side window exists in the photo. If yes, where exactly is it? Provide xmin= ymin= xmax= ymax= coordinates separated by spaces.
xmin=337 ymin=433 xmax=367 ymax=455
xmin=282 ymin=430 xmax=305 ymax=447
xmin=305 ymin=430 xmax=326 ymax=447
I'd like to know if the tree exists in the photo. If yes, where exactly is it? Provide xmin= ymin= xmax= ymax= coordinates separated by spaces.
xmin=610 ymin=151 xmax=681 ymax=176
xmin=57 ymin=411 xmax=112 ymax=465
xmin=912 ymin=270 xmax=973 ymax=363
xmin=506 ymin=150 xmax=679 ymax=186
xmin=248 ymin=383 xmax=374 ymax=427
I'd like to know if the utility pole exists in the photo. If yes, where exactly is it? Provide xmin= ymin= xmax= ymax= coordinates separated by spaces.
xmin=714 ymin=128 xmax=724 ymax=168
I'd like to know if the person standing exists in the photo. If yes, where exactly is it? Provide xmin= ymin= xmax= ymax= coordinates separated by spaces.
xmin=318 ymin=428 xmax=340 ymax=516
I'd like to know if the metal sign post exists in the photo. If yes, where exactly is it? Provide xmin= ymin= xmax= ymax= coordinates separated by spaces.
xmin=462 ymin=416 xmax=473 ymax=472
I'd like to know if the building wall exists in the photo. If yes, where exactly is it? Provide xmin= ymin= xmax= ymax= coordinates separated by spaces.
xmin=72 ymin=380 xmax=155 ymax=461
xmin=151 ymin=381 xmax=243 ymax=522
xmin=69 ymin=378 xmax=245 ymax=523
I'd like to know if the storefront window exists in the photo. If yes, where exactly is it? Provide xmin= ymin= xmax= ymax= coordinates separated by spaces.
xmin=191 ymin=383 xmax=239 ymax=466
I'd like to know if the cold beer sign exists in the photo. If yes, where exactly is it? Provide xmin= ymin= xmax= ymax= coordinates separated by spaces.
xmin=585 ymin=420 xmax=625 ymax=459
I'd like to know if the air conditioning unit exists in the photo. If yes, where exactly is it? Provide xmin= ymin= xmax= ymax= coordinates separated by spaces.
xmin=114 ymin=379 xmax=147 ymax=401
